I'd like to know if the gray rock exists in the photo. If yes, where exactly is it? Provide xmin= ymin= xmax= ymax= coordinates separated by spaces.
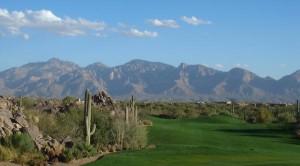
xmin=0 ymin=109 xmax=14 ymax=137
xmin=14 ymin=112 xmax=29 ymax=128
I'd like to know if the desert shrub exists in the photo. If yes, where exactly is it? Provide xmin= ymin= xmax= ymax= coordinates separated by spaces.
xmin=277 ymin=111 xmax=296 ymax=123
xmin=170 ymin=108 xmax=186 ymax=119
xmin=77 ymin=143 xmax=97 ymax=157
xmin=110 ymin=117 xmax=126 ymax=146
xmin=62 ymin=143 xmax=97 ymax=161
xmin=1 ymin=133 xmax=35 ymax=153
xmin=56 ymin=108 xmax=83 ymax=140
xmin=21 ymin=97 xmax=37 ymax=109
xmin=61 ymin=148 xmax=74 ymax=162
xmin=62 ymin=96 xmax=77 ymax=106
xmin=91 ymin=111 xmax=113 ymax=147
xmin=0 ymin=145 xmax=17 ymax=161
xmin=256 ymin=107 xmax=273 ymax=123
xmin=0 ymin=134 xmax=44 ymax=164
xmin=14 ymin=151 xmax=45 ymax=166
xmin=34 ymin=108 xmax=83 ymax=141
xmin=142 ymin=119 xmax=153 ymax=126
xmin=124 ymin=124 xmax=147 ymax=150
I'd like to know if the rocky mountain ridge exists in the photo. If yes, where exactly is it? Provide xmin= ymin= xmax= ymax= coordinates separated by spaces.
xmin=0 ymin=58 xmax=299 ymax=102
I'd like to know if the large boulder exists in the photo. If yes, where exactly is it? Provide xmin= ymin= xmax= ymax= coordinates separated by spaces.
xmin=0 ymin=97 xmax=12 ymax=110
xmin=42 ymin=136 xmax=65 ymax=161
xmin=26 ymin=124 xmax=45 ymax=150
xmin=0 ymin=109 xmax=16 ymax=137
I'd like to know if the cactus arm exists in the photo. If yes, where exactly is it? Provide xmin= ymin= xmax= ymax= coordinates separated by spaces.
xmin=91 ymin=124 xmax=96 ymax=136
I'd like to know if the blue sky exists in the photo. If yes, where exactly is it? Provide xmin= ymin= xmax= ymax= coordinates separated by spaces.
xmin=0 ymin=0 xmax=299 ymax=79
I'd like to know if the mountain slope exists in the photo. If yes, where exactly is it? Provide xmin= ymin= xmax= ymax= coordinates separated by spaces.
xmin=0 ymin=58 xmax=299 ymax=102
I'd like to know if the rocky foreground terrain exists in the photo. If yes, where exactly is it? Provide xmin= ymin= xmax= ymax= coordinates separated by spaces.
xmin=0 ymin=96 xmax=69 ymax=161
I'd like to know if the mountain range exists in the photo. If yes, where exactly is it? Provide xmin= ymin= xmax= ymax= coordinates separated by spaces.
xmin=0 ymin=58 xmax=299 ymax=102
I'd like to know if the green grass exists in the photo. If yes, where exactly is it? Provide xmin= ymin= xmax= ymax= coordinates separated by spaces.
xmin=86 ymin=115 xmax=300 ymax=166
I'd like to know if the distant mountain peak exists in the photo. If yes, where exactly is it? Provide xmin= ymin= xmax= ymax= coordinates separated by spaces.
xmin=47 ymin=57 xmax=62 ymax=63
xmin=229 ymin=67 xmax=249 ymax=73
xmin=0 ymin=58 xmax=299 ymax=102
xmin=45 ymin=58 xmax=78 ymax=67
xmin=86 ymin=62 xmax=108 ymax=69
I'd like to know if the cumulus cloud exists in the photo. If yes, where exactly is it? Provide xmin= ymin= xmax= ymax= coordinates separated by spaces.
xmin=125 ymin=28 xmax=158 ymax=38
xmin=0 ymin=8 xmax=106 ymax=38
xmin=181 ymin=16 xmax=212 ymax=26
xmin=148 ymin=19 xmax=179 ymax=28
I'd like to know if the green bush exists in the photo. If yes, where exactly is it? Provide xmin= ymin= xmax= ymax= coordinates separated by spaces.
xmin=256 ymin=107 xmax=273 ymax=123
xmin=14 ymin=151 xmax=45 ymax=166
xmin=63 ymin=143 xmax=97 ymax=160
xmin=1 ymin=133 xmax=35 ymax=153
xmin=277 ymin=111 xmax=296 ymax=123
xmin=126 ymin=125 xmax=148 ymax=149
xmin=33 ymin=108 xmax=83 ymax=141
xmin=21 ymin=97 xmax=37 ymax=109
xmin=62 ymin=96 xmax=77 ymax=106
xmin=0 ymin=145 xmax=17 ymax=161
xmin=91 ymin=111 xmax=113 ymax=146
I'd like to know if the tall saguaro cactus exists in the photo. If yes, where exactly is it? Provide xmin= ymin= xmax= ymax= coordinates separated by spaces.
xmin=125 ymin=96 xmax=138 ymax=124
xmin=130 ymin=96 xmax=138 ymax=123
xmin=125 ymin=107 xmax=129 ymax=124
xmin=84 ymin=89 xmax=96 ymax=145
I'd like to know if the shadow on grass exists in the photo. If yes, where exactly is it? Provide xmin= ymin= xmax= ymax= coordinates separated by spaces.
xmin=219 ymin=128 xmax=286 ymax=138
xmin=152 ymin=114 xmax=177 ymax=119
xmin=218 ymin=124 xmax=300 ymax=145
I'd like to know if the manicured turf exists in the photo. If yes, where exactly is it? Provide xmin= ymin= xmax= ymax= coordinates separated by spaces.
xmin=86 ymin=115 xmax=300 ymax=166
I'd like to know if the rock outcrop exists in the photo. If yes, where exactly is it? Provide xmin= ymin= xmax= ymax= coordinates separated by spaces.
xmin=92 ymin=91 xmax=114 ymax=107
xmin=0 ymin=96 xmax=71 ymax=162
xmin=0 ymin=97 xmax=25 ymax=138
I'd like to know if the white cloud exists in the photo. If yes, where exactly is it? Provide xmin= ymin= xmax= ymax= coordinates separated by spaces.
xmin=215 ymin=64 xmax=224 ymax=69
xmin=148 ymin=19 xmax=179 ymax=28
xmin=0 ymin=8 xmax=106 ymax=38
xmin=181 ymin=16 xmax=212 ymax=26
xmin=125 ymin=28 xmax=158 ymax=38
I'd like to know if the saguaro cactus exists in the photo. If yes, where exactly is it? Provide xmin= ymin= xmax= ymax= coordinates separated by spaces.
xmin=84 ymin=89 xmax=96 ymax=145
xmin=231 ymin=102 xmax=235 ymax=114
xmin=130 ymin=96 xmax=138 ymax=123
xmin=125 ymin=96 xmax=138 ymax=124
xmin=125 ymin=107 xmax=129 ymax=124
